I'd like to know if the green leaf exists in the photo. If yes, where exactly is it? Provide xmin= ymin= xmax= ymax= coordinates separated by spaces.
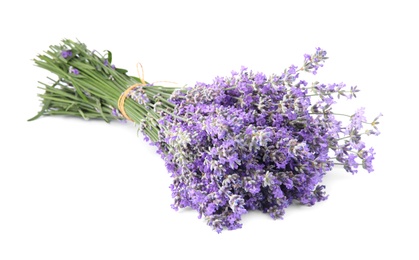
xmin=78 ymin=109 xmax=88 ymax=120
xmin=115 ymin=68 xmax=128 ymax=75
xmin=105 ymin=50 xmax=112 ymax=64
xmin=95 ymin=98 xmax=110 ymax=123
xmin=27 ymin=98 xmax=51 ymax=121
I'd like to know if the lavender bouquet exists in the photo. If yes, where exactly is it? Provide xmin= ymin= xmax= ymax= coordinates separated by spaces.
xmin=30 ymin=39 xmax=381 ymax=232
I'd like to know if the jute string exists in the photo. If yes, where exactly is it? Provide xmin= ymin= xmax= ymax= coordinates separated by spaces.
xmin=117 ymin=64 xmax=178 ymax=122
xmin=117 ymin=63 xmax=146 ymax=122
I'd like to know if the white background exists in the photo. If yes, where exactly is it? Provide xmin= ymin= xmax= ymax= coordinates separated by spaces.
xmin=1 ymin=0 xmax=418 ymax=259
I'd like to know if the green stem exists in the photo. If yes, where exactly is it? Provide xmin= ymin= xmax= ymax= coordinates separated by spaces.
xmin=30 ymin=39 xmax=181 ymax=142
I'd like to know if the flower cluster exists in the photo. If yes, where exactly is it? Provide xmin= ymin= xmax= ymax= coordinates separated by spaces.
xmin=33 ymin=41 xmax=380 ymax=233
xmin=154 ymin=49 xmax=380 ymax=232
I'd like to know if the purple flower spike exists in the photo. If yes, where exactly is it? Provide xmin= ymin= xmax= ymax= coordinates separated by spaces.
xmin=71 ymin=68 xmax=79 ymax=75
xmin=61 ymin=50 xmax=72 ymax=58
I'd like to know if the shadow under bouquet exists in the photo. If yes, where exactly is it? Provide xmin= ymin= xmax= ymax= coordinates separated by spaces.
xmin=30 ymin=39 xmax=381 ymax=232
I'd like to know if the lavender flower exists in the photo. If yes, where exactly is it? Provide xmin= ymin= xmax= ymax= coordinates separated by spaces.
xmin=361 ymin=148 xmax=375 ymax=173
xmin=348 ymin=107 xmax=367 ymax=131
xmin=70 ymin=67 xmax=79 ymax=75
xmin=61 ymin=49 xmax=72 ymax=58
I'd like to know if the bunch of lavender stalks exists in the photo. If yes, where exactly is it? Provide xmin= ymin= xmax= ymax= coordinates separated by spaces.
xmin=30 ymin=39 xmax=381 ymax=232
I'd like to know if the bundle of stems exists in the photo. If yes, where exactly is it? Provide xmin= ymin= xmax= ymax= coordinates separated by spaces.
xmin=30 ymin=39 xmax=178 ymax=142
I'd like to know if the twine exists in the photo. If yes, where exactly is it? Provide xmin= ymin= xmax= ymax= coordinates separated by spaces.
xmin=117 ymin=63 xmax=146 ymax=122
xmin=117 ymin=63 xmax=179 ymax=121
